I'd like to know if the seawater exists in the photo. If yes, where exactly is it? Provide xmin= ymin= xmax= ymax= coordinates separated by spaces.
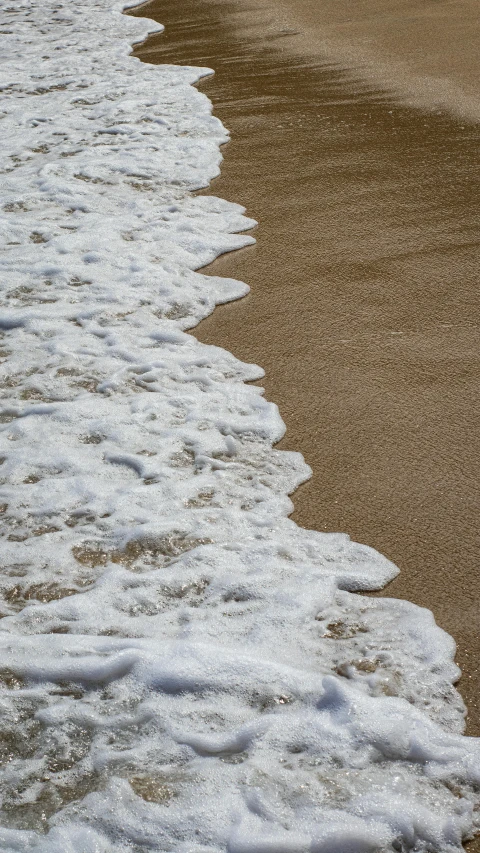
xmin=0 ymin=0 xmax=478 ymax=850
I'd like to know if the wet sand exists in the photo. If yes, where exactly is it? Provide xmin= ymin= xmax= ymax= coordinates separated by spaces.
xmin=129 ymin=0 xmax=480 ymax=759
xmin=215 ymin=0 xmax=480 ymax=122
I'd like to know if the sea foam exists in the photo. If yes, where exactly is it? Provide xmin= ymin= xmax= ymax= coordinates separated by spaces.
xmin=0 ymin=0 xmax=479 ymax=850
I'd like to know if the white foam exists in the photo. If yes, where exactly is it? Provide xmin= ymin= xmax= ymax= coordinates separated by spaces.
xmin=0 ymin=0 xmax=479 ymax=850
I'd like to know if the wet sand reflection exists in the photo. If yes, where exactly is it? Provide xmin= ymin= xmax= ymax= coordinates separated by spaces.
xmin=129 ymin=0 xmax=480 ymax=756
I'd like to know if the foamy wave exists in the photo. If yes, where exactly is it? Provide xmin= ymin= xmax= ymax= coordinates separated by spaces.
xmin=0 ymin=0 xmax=478 ymax=850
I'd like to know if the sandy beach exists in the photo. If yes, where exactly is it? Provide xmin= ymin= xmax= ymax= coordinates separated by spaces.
xmin=0 ymin=0 xmax=479 ymax=846
xmin=131 ymin=0 xmax=480 ymax=754
xmin=228 ymin=0 xmax=480 ymax=121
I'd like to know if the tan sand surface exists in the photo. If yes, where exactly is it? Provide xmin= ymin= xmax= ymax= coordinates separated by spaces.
xmin=130 ymin=0 xmax=480 ymax=786
xmin=236 ymin=0 xmax=480 ymax=121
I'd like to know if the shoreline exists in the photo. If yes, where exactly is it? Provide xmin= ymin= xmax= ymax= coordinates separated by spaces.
xmin=2 ymin=0 xmax=479 ymax=846
xmin=130 ymin=0 xmax=480 ymax=752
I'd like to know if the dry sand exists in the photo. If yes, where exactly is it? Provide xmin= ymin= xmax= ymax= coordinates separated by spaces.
xmin=130 ymin=0 xmax=480 ymax=774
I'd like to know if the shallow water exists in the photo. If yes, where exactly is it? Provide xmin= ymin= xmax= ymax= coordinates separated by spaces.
xmin=3 ymin=0 xmax=480 ymax=846
xmin=130 ymin=0 xmax=480 ymax=747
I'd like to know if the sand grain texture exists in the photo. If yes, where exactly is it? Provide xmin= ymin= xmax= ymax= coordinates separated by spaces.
xmin=131 ymin=0 xmax=480 ymax=777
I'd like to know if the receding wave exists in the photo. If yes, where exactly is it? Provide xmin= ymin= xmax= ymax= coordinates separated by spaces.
xmin=0 ymin=0 xmax=478 ymax=850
